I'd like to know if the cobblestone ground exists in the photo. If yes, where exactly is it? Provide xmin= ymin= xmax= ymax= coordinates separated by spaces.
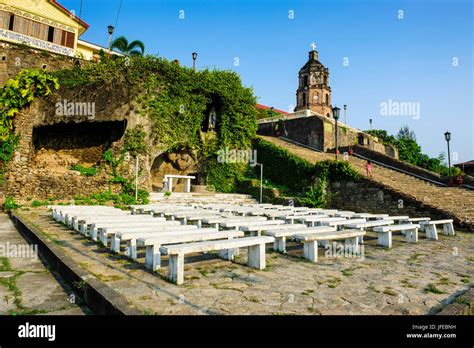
xmin=15 ymin=208 xmax=473 ymax=315
xmin=0 ymin=213 xmax=87 ymax=315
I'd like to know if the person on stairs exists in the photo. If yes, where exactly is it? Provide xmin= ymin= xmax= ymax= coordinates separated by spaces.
xmin=366 ymin=160 xmax=373 ymax=178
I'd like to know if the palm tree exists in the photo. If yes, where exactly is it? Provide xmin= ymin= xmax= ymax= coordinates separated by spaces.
xmin=110 ymin=36 xmax=145 ymax=56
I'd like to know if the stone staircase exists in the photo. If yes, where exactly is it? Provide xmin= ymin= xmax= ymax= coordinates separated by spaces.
xmin=259 ymin=136 xmax=474 ymax=227
xmin=149 ymin=192 xmax=258 ymax=205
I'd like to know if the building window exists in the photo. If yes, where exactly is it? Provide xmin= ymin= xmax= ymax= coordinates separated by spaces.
xmin=8 ymin=14 xmax=14 ymax=31
xmin=0 ymin=11 xmax=74 ymax=49
xmin=303 ymin=75 xmax=308 ymax=87
xmin=325 ymin=94 xmax=329 ymax=106
xmin=47 ymin=26 xmax=55 ymax=42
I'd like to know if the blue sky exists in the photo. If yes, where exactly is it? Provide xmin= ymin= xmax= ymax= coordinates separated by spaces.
xmin=61 ymin=0 xmax=473 ymax=162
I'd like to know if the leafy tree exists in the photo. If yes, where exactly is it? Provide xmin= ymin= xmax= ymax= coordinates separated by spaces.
xmin=110 ymin=36 xmax=145 ymax=56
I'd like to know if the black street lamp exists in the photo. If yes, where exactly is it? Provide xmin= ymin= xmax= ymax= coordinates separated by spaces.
xmin=444 ymin=131 xmax=452 ymax=181
xmin=192 ymin=52 xmax=198 ymax=70
xmin=344 ymin=104 xmax=347 ymax=124
xmin=332 ymin=106 xmax=341 ymax=160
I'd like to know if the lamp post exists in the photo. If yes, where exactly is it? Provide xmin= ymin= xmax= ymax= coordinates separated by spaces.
xmin=256 ymin=163 xmax=263 ymax=203
xmin=107 ymin=25 xmax=114 ymax=56
xmin=332 ymin=106 xmax=340 ymax=160
xmin=344 ymin=104 xmax=347 ymax=125
xmin=369 ymin=118 xmax=373 ymax=130
xmin=192 ymin=52 xmax=197 ymax=70
xmin=444 ymin=131 xmax=451 ymax=182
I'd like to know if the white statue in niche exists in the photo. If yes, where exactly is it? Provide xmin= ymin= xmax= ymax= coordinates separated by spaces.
xmin=208 ymin=107 xmax=217 ymax=131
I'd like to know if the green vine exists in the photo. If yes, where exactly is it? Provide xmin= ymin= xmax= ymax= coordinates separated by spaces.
xmin=0 ymin=69 xmax=59 ymax=168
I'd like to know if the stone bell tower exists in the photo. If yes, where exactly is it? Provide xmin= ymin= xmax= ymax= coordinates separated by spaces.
xmin=295 ymin=47 xmax=333 ymax=118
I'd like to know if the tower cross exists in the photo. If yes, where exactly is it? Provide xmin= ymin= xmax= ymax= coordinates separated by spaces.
xmin=311 ymin=42 xmax=317 ymax=51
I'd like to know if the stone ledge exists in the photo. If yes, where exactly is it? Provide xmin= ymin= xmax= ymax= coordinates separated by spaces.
xmin=10 ymin=211 xmax=142 ymax=315
xmin=437 ymin=287 xmax=474 ymax=316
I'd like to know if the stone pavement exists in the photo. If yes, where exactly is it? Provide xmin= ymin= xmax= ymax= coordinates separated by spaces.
xmin=0 ymin=214 xmax=88 ymax=315
xmin=13 ymin=208 xmax=473 ymax=315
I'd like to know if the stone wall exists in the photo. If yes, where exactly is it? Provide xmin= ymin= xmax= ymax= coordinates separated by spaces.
xmin=0 ymin=41 xmax=76 ymax=86
xmin=257 ymin=114 xmax=398 ymax=159
xmin=329 ymin=180 xmax=456 ymax=223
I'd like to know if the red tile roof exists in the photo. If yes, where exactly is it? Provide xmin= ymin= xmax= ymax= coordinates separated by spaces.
xmin=454 ymin=160 xmax=474 ymax=168
xmin=256 ymin=103 xmax=288 ymax=115
xmin=50 ymin=0 xmax=90 ymax=29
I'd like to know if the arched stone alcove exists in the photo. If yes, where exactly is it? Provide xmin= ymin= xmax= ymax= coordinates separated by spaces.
xmin=150 ymin=150 xmax=200 ymax=192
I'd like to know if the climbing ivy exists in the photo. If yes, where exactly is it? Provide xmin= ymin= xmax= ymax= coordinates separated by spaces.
xmin=249 ymin=138 xmax=360 ymax=207
xmin=55 ymin=55 xmax=257 ymax=190
xmin=0 ymin=69 xmax=59 ymax=167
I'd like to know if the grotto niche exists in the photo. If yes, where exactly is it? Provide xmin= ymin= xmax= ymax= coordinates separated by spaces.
xmin=150 ymin=150 xmax=200 ymax=192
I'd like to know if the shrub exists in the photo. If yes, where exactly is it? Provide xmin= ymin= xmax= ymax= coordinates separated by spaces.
xmin=70 ymin=164 xmax=97 ymax=177
xmin=4 ymin=197 xmax=21 ymax=212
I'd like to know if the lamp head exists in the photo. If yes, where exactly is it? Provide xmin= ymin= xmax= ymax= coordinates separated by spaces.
xmin=444 ymin=131 xmax=451 ymax=142
xmin=332 ymin=106 xmax=340 ymax=120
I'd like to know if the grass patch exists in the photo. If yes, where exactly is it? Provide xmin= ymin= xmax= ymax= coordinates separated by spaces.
xmin=327 ymin=277 xmax=342 ymax=289
xmin=70 ymin=164 xmax=97 ymax=177
xmin=0 ymin=257 xmax=12 ymax=272
xmin=301 ymin=289 xmax=314 ymax=296
xmin=424 ymin=283 xmax=446 ymax=294
xmin=198 ymin=269 xmax=209 ymax=277
xmin=438 ymin=277 xmax=451 ymax=286
xmin=383 ymin=289 xmax=397 ymax=296
xmin=341 ymin=269 xmax=353 ymax=277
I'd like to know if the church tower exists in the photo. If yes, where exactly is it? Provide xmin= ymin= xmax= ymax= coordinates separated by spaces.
xmin=295 ymin=48 xmax=333 ymax=118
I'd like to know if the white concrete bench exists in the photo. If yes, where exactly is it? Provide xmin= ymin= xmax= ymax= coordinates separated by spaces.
xmin=420 ymin=219 xmax=454 ymax=239
xmin=327 ymin=218 xmax=367 ymax=229
xmin=202 ymin=216 xmax=267 ymax=229
xmin=346 ymin=219 xmax=394 ymax=243
xmin=98 ymin=222 xmax=184 ymax=247
xmin=298 ymin=216 xmax=346 ymax=227
xmin=69 ymin=212 xmax=131 ymax=229
xmin=116 ymin=227 xmax=218 ymax=259
xmin=52 ymin=206 xmax=117 ymax=219
xmin=87 ymin=219 xmax=176 ymax=241
xmin=160 ymin=236 xmax=275 ymax=285
xmin=238 ymin=220 xmax=286 ymax=236
xmin=164 ymin=174 xmax=196 ymax=193
xmin=263 ymin=225 xmax=336 ymax=252
xmin=402 ymin=217 xmax=431 ymax=223
xmin=55 ymin=207 xmax=121 ymax=223
xmin=293 ymin=229 xmax=366 ymax=262
xmin=220 ymin=219 xmax=277 ymax=230
xmin=138 ymin=230 xmax=244 ymax=271
xmin=373 ymin=224 xmax=420 ymax=248
xmin=77 ymin=215 xmax=161 ymax=234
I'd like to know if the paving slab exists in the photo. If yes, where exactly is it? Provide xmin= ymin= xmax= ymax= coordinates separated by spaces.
xmin=0 ymin=213 xmax=87 ymax=315
xmin=11 ymin=208 xmax=474 ymax=315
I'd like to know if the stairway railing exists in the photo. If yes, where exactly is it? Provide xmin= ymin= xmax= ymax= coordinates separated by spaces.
xmin=278 ymin=137 xmax=474 ymax=190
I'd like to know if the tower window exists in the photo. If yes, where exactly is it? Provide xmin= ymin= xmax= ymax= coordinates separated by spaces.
xmin=325 ymin=94 xmax=329 ymax=106
xmin=303 ymin=75 xmax=308 ymax=87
